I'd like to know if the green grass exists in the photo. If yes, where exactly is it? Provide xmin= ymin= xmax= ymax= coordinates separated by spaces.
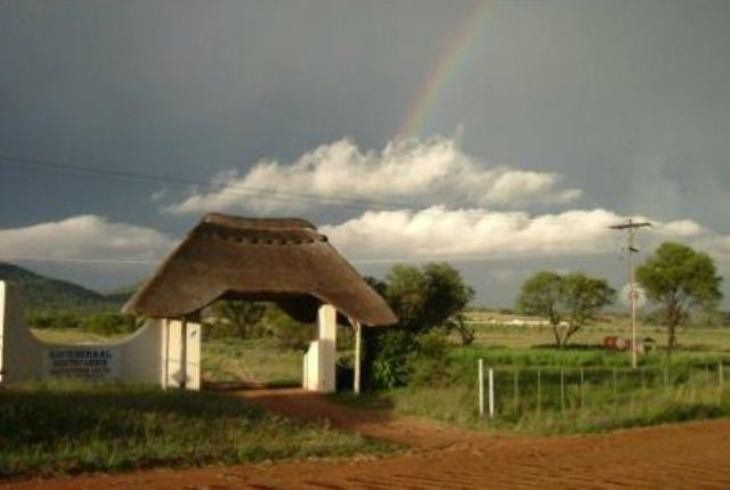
xmin=338 ymin=314 xmax=730 ymax=434
xmin=468 ymin=318 xmax=730 ymax=354
xmin=341 ymin=365 xmax=730 ymax=434
xmin=0 ymin=381 xmax=394 ymax=478
xmin=31 ymin=328 xmax=129 ymax=344
xmin=202 ymin=337 xmax=303 ymax=386
xmin=29 ymin=318 xmax=730 ymax=438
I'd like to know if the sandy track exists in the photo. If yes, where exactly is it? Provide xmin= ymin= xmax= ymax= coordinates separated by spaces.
xmin=4 ymin=389 xmax=730 ymax=489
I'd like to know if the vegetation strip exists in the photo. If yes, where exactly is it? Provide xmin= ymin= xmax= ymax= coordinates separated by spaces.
xmin=0 ymin=381 xmax=394 ymax=478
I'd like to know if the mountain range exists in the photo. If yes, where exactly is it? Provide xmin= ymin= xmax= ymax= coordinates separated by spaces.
xmin=0 ymin=262 xmax=134 ymax=311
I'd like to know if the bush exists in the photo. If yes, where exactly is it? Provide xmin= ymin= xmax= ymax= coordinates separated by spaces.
xmin=83 ymin=313 xmax=138 ymax=336
xmin=362 ymin=262 xmax=474 ymax=390
xmin=26 ymin=310 xmax=84 ymax=329
xmin=406 ymin=329 xmax=453 ymax=387
xmin=366 ymin=329 xmax=413 ymax=390
xmin=336 ymin=354 xmax=354 ymax=391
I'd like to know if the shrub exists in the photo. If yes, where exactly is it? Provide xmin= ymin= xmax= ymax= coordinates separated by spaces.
xmin=366 ymin=329 xmax=413 ymax=390
xmin=407 ymin=329 xmax=453 ymax=387
xmin=336 ymin=354 xmax=354 ymax=391
xmin=82 ymin=313 xmax=138 ymax=336
xmin=26 ymin=310 xmax=84 ymax=329
xmin=363 ymin=262 xmax=474 ymax=390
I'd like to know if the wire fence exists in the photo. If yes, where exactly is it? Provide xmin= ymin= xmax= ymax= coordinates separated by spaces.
xmin=477 ymin=360 xmax=728 ymax=421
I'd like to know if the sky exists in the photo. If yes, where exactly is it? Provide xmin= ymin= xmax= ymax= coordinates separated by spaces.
xmin=1 ymin=0 xmax=729 ymax=307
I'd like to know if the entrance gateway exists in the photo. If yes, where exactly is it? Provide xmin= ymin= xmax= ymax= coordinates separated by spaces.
xmin=0 ymin=214 xmax=396 ymax=393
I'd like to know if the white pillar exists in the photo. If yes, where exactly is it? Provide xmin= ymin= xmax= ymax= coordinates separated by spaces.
xmin=303 ymin=304 xmax=338 ymax=393
xmin=353 ymin=320 xmax=362 ymax=395
xmin=317 ymin=304 xmax=337 ymax=393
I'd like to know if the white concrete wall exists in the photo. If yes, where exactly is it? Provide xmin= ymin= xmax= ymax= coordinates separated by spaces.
xmin=0 ymin=282 xmax=43 ymax=383
xmin=0 ymin=280 xmax=200 ymax=390
xmin=302 ymin=303 xmax=337 ymax=393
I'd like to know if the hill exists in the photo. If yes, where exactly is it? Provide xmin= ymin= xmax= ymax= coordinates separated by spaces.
xmin=0 ymin=262 xmax=124 ymax=311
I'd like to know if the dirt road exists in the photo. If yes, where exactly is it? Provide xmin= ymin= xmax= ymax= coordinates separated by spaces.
xmin=4 ymin=389 xmax=730 ymax=489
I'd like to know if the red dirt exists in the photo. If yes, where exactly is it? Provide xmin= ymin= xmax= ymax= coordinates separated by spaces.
xmin=4 ymin=388 xmax=730 ymax=489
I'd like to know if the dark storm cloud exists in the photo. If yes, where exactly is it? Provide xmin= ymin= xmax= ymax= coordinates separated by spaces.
xmin=1 ymin=0 xmax=729 ymax=302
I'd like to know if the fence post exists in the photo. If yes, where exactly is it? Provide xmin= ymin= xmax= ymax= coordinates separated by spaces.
xmin=720 ymin=362 xmax=724 ymax=388
xmin=478 ymin=358 xmax=484 ymax=417
xmin=560 ymin=368 xmax=565 ymax=413
xmin=640 ymin=368 xmax=646 ymax=395
xmin=513 ymin=369 xmax=520 ymax=415
xmin=537 ymin=368 xmax=542 ymax=419
xmin=488 ymin=368 xmax=495 ymax=419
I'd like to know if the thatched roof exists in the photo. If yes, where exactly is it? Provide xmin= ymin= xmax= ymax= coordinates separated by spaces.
xmin=123 ymin=213 xmax=397 ymax=326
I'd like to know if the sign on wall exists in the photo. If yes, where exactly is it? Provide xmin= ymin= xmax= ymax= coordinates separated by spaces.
xmin=43 ymin=347 xmax=121 ymax=379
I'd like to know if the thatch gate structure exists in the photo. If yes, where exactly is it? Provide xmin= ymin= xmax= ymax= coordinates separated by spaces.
xmin=124 ymin=213 xmax=396 ymax=393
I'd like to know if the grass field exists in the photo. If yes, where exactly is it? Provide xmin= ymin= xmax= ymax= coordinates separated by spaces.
xmin=0 ymin=381 xmax=392 ymax=478
xmin=467 ymin=312 xmax=730 ymax=354
xmin=29 ymin=314 xmax=730 ymax=437
xmin=202 ymin=337 xmax=302 ymax=386
xmin=346 ymin=350 xmax=730 ymax=434
xmin=341 ymin=312 xmax=730 ymax=434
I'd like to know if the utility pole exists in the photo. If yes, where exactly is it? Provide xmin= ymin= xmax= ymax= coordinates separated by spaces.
xmin=610 ymin=218 xmax=651 ymax=369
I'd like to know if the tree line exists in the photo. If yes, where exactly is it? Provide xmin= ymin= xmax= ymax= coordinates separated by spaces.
xmin=517 ymin=241 xmax=723 ymax=356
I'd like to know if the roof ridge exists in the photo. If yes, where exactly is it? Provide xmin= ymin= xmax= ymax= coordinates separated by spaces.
xmin=203 ymin=212 xmax=317 ymax=230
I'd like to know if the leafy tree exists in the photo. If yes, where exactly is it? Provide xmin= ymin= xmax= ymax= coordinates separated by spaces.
xmin=637 ymin=242 xmax=722 ymax=356
xmin=560 ymin=273 xmax=615 ymax=346
xmin=516 ymin=271 xmax=564 ymax=346
xmin=384 ymin=263 xmax=474 ymax=338
xmin=363 ymin=262 xmax=474 ymax=389
xmin=204 ymin=300 xmax=267 ymax=339
xmin=516 ymin=271 xmax=614 ymax=347
xmin=422 ymin=263 xmax=475 ymax=337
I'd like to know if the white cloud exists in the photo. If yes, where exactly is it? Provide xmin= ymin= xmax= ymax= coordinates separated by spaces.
xmin=0 ymin=215 xmax=175 ymax=263
xmin=321 ymin=206 xmax=730 ymax=262
xmin=164 ymin=136 xmax=582 ymax=214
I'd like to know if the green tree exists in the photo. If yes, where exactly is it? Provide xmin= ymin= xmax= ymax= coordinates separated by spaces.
xmin=560 ymin=273 xmax=615 ymax=346
xmin=516 ymin=271 xmax=614 ymax=347
xmin=204 ymin=300 xmax=267 ymax=339
xmin=385 ymin=263 xmax=474 ymax=338
xmin=364 ymin=262 xmax=474 ymax=389
xmin=637 ymin=242 xmax=722 ymax=355
xmin=516 ymin=271 xmax=564 ymax=346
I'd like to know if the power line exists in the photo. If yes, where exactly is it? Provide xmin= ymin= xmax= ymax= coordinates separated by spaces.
xmin=1 ymin=256 xmax=159 ymax=265
xmin=3 ymin=251 xmax=613 ymax=267
xmin=0 ymin=153 xmax=414 ymax=212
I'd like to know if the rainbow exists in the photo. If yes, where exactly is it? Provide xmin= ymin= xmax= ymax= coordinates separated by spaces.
xmin=397 ymin=1 xmax=492 ymax=138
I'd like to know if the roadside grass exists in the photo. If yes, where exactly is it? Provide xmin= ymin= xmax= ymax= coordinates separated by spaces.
xmin=29 ymin=319 xmax=730 ymax=438
xmin=339 ymin=368 xmax=730 ymax=435
xmin=338 ymin=315 xmax=730 ymax=435
xmin=0 ymin=380 xmax=394 ymax=478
